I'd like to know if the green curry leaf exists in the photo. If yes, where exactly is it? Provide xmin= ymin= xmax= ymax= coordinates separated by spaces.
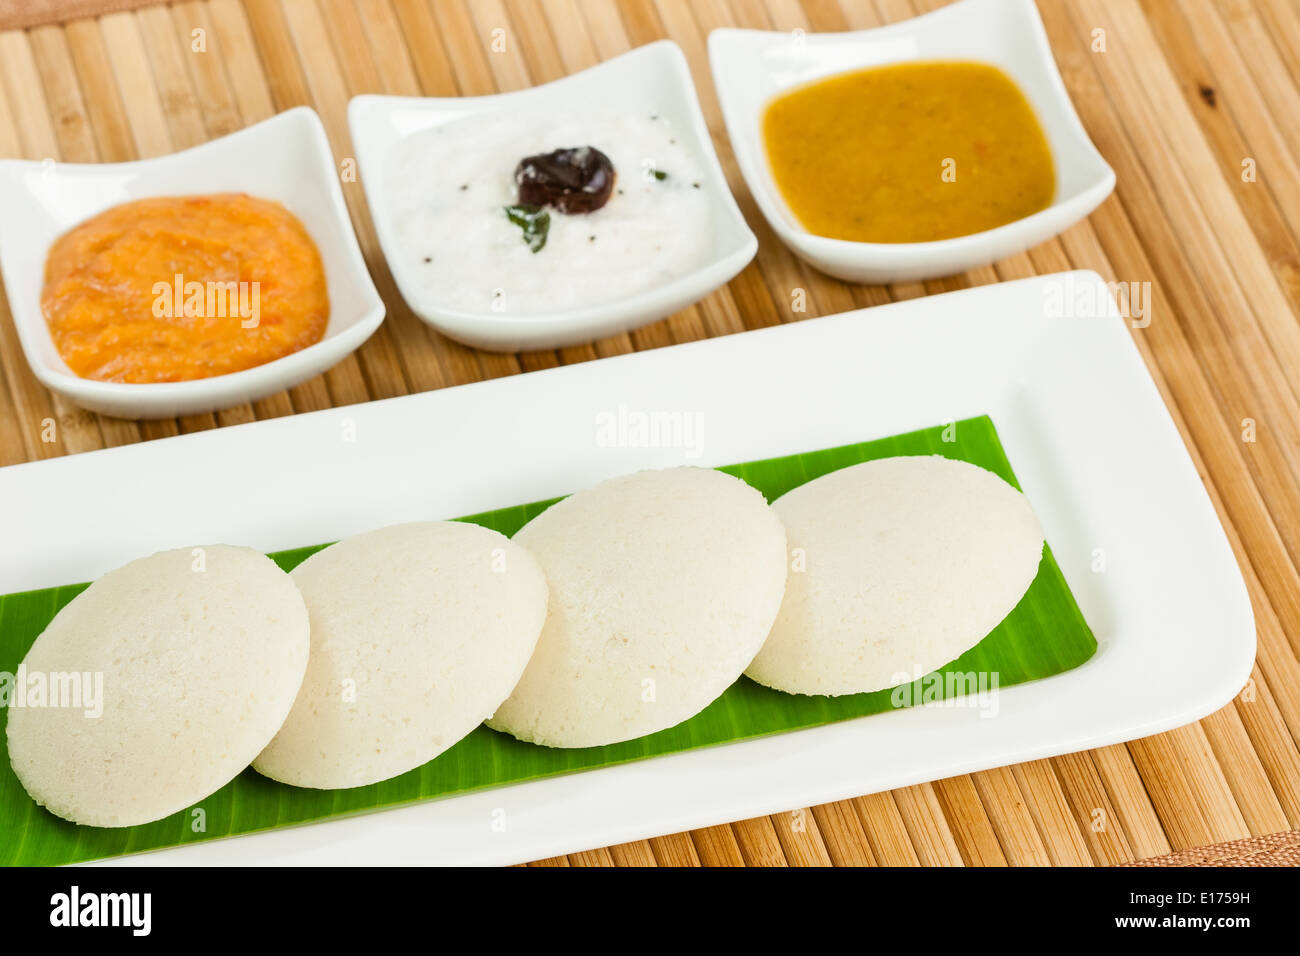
xmin=503 ymin=203 xmax=550 ymax=253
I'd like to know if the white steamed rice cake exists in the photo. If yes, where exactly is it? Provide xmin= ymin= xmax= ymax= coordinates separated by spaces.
xmin=253 ymin=521 xmax=548 ymax=789
xmin=5 ymin=545 xmax=309 ymax=827
xmin=488 ymin=466 xmax=788 ymax=748
xmin=745 ymin=455 xmax=1045 ymax=696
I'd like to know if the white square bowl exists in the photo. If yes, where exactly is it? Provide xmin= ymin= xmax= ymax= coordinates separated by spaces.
xmin=709 ymin=0 xmax=1116 ymax=283
xmin=349 ymin=40 xmax=757 ymax=352
xmin=0 ymin=107 xmax=385 ymax=420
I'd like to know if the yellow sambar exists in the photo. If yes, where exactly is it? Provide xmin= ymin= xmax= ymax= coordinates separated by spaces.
xmin=762 ymin=61 xmax=1056 ymax=244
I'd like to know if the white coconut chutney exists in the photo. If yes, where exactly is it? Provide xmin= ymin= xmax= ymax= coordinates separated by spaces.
xmin=385 ymin=109 xmax=713 ymax=314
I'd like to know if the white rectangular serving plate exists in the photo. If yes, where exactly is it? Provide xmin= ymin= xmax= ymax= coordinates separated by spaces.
xmin=0 ymin=271 xmax=1253 ymax=866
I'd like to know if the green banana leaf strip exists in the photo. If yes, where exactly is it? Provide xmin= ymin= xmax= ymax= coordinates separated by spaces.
xmin=0 ymin=415 xmax=1095 ymax=864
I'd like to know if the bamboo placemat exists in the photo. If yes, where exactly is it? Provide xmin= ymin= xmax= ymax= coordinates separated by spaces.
xmin=1119 ymin=829 xmax=1300 ymax=867
xmin=0 ymin=0 xmax=163 ymax=31
xmin=0 ymin=0 xmax=1296 ymax=868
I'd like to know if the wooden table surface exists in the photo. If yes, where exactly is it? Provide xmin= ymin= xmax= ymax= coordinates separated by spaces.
xmin=1 ymin=0 xmax=1297 ymax=867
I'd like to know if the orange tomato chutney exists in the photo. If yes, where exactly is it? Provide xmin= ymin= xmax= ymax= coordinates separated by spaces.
xmin=41 ymin=193 xmax=329 ymax=384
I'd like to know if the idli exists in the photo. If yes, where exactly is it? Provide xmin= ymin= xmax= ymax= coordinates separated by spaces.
xmin=488 ymin=466 xmax=788 ymax=748
xmin=5 ymin=545 xmax=309 ymax=828
xmin=253 ymin=521 xmax=548 ymax=789
xmin=746 ymin=455 xmax=1044 ymax=696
